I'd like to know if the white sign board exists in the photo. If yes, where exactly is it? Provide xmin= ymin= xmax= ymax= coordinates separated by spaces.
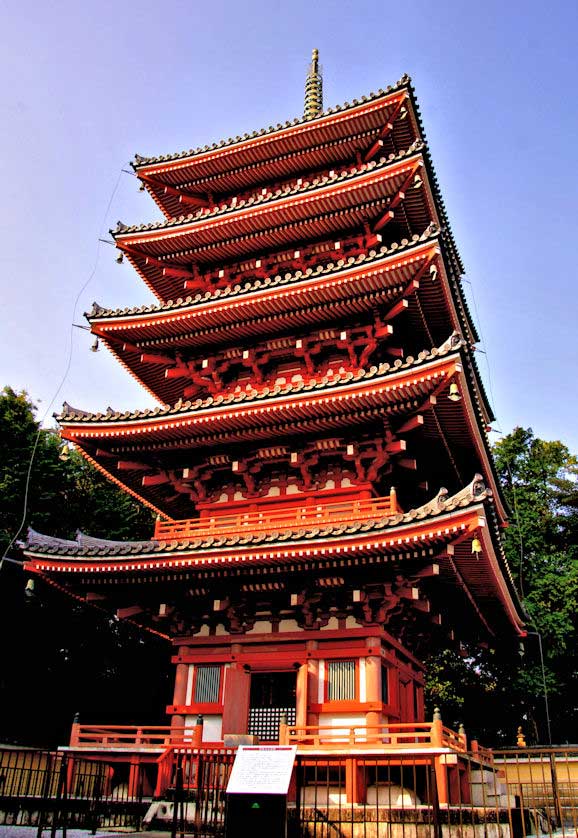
xmin=226 ymin=746 xmax=297 ymax=795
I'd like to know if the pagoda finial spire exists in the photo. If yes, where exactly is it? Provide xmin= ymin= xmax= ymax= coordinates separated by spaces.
xmin=304 ymin=48 xmax=323 ymax=120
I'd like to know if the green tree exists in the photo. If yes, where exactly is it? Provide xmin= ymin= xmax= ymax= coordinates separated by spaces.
xmin=493 ymin=427 xmax=577 ymax=594
xmin=494 ymin=428 xmax=578 ymax=742
xmin=0 ymin=385 xmax=167 ymax=747
xmin=425 ymin=428 xmax=578 ymax=746
xmin=0 ymin=385 xmax=154 ymax=555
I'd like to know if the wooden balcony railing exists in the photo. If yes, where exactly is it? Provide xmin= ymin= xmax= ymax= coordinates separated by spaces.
xmin=154 ymin=489 xmax=401 ymax=542
xmin=69 ymin=718 xmax=485 ymax=761
xmin=70 ymin=724 xmax=199 ymax=749
xmin=281 ymin=721 xmax=471 ymax=754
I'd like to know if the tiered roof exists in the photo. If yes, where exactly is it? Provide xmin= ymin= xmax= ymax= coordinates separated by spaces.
xmin=22 ymin=476 xmax=524 ymax=637
xmin=23 ymin=67 xmax=524 ymax=642
xmin=89 ymin=229 xmax=478 ymax=406
xmin=57 ymin=334 xmax=503 ymax=522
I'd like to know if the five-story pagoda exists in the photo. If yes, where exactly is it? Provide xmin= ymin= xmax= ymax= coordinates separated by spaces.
xmin=23 ymin=53 xmax=524 ymax=752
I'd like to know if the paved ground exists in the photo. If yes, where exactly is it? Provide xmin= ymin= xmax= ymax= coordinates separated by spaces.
xmin=0 ymin=829 xmax=171 ymax=838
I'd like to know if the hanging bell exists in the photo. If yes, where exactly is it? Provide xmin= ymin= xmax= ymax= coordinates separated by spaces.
xmin=448 ymin=382 xmax=461 ymax=402
xmin=471 ymin=537 xmax=482 ymax=555
xmin=115 ymin=252 xmax=124 ymax=264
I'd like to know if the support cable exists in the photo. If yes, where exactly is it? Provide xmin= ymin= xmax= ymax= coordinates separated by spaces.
xmin=1 ymin=166 xmax=128 ymax=567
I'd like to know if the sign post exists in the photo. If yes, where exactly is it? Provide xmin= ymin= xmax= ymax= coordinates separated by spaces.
xmin=225 ymin=745 xmax=297 ymax=838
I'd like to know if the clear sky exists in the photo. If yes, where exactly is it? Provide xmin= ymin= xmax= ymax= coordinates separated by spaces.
xmin=1 ymin=0 xmax=577 ymax=453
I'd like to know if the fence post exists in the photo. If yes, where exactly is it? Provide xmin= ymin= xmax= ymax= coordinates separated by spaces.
xmin=429 ymin=758 xmax=443 ymax=838
xmin=549 ymin=752 xmax=563 ymax=828
xmin=171 ymin=752 xmax=184 ymax=838
xmin=89 ymin=762 xmax=104 ymax=836
xmin=69 ymin=713 xmax=80 ymax=747
xmin=431 ymin=707 xmax=443 ymax=747
xmin=36 ymin=751 xmax=54 ymax=838
xmin=279 ymin=712 xmax=288 ymax=745
xmin=431 ymin=708 xmax=449 ymax=806
xmin=193 ymin=714 xmax=204 ymax=747
xmin=458 ymin=723 xmax=467 ymax=750
xmin=51 ymin=752 xmax=68 ymax=838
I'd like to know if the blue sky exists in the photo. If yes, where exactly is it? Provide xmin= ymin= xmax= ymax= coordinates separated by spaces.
xmin=1 ymin=0 xmax=577 ymax=453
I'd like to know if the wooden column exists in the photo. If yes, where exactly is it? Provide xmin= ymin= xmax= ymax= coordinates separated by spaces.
xmin=222 ymin=663 xmax=251 ymax=735
xmin=304 ymin=641 xmax=319 ymax=728
xmin=365 ymin=638 xmax=382 ymax=730
xmin=345 ymin=757 xmax=366 ymax=804
xmin=128 ymin=757 xmax=141 ymax=797
xmin=171 ymin=654 xmax=190 ymax=734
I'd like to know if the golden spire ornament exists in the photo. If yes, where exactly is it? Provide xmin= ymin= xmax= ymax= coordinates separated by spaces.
xmin=304 ymin=48 xmax=323 ymax=119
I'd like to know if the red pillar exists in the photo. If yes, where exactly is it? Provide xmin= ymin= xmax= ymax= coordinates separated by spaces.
xmin=222 ymin=664 xmax=251 ymax=735
xmin=171 ymin=654 xmax=190 ymax=738
xmin=345 ymin=757 xmax=366 ymax=804
xmin=128 ymin=758 xmax=141 ymax=797
xmin=431 ymin=708 xmax=449 ymax=805
xmin=364 ymin=647 xmax=382 ymax=732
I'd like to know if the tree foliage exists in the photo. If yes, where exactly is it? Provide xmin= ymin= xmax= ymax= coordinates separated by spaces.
xmin=0 ymin=385 xmax=154 ymax=554
xmin=0 ymin=386 xmax=168 ymax=748
xmin=425 ymin=427 xmax=578 ymax=747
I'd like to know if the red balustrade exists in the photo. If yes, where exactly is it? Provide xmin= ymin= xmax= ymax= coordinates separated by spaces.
xmin=154 ymin=489 xmax=401 ymax=542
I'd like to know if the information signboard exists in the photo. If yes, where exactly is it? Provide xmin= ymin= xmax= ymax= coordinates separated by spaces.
xmin=226 ymin=745 xmax=297 ymax=795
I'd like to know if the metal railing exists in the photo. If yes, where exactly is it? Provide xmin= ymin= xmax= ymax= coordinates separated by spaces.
xmin=2 ymin=745 xmax=578 ymax=837
xmin=0 ymin=747 xmax=146 ymax=832
xmin=158 ymin=748 xmax=236 ymax=837
xmin=154 ymin=490 xmax=401 ymax=542
xmin=494 ymin=747 xmax=578 ymax=836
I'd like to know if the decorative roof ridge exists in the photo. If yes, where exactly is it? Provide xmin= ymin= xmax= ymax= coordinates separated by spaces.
xmin=132 ymin=74 xmax=412 ymax=169
xmin=20 ymin=528 xmax=154 ymax=551
xmin=114 ymin=140 xmax=424 ymax=237
xmin=21 ymin=528 xmax=80 ymax=550
xmin=77 ymin=532 xmax=156 ymax=549
xmin=402 ymin=80 xmax=464 ymax=274
xmin=88 ymin=224 xmax=440 ymax=320
xmin=22 ymin=473 xmax=491 ymax=558
xmin=56 ymin=331 xmax=463 ymax=423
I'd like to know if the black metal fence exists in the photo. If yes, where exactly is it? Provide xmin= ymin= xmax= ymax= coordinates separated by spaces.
xmin=164 ymin=748 xmax=235 ymax=838
xmin=292 ymin=753 xmax=445 ymax=838
xmin=0 ymin=747 xmax=147 ymax=833
xmin=1 ymin=745 xmax=578 ymax=837
xmin=494 ymin=748 xmax=578 ymax=837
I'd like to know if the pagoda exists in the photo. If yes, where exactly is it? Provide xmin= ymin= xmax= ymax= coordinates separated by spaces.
xmin=23 ymin=54 xmax=524 ymax=793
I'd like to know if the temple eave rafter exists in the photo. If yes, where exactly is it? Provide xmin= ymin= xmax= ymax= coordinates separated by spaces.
xmin=89 ymin=233 xmax=444 ymax=335
xmin=58 ymin=349 xmax=464 ymax=436
xmin=22 ymin=479 xmax=524 ymax=636
xmin=119 ymin=148 xmax=427 ymax=242
xmin=114 ymin=149 xmax=439 ymax=301
xmin=132 ymin=83 xmax=414 ymax=211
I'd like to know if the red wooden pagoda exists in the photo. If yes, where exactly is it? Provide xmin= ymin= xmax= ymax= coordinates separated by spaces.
xmin=23 ymin=55 xmax=524 ymax=801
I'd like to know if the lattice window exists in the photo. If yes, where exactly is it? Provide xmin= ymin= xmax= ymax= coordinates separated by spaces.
xmin=193 ymin=665 xmax=221 ymax=704
xmin=327 ymin=660 xmax=356 ymax=701
xmin=248 ymin=706 xmax=296 ymax=742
